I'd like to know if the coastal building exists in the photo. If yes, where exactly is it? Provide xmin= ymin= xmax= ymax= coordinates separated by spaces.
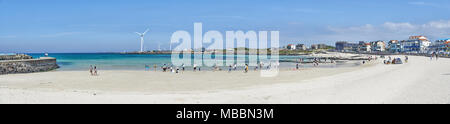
xmin=310 ymin=44 xmax=330 ymax=50
xmin=296 ymin=44 xmax=307 ymax=51
xmin=287 ymin=44 xmax=296 ymax=50
xmin=430 ymin=38 xmax=450 ymax=53
xmin=401 ymin=36 xmax=431 ymax=53
xmin=335 ymin=42 xmax=346 ymax=51
xmin=370 ymin=41 xmax=386 ymax=52
xmin=388 ymin=40 xmax=402 ymax=53
xmin=357 ymin=41 xmax=371 ymax=52
xmin=335 ymin=41 xmax=359 ymax=52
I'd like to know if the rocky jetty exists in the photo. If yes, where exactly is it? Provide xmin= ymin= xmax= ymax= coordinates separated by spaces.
xmin=0 ymin=55 xmax=59 ymax=75
xmin=0 ymin=54 xmax=33 ymax=60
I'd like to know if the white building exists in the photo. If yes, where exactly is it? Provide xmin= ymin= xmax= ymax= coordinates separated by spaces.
xmin=401 ymin=36 xmax=431 ymax=53
xmin=371 ymin=41 xmax=386 ymax=52
xmin=287 ymin=44 xmax=296 ymax=50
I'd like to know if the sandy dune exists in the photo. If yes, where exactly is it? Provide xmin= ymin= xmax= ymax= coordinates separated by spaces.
xmin=1 ymin=56 xmax=449 ymax=104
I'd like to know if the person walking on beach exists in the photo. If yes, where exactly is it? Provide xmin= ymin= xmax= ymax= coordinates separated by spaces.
xmin=244 ymin=64 xmax=249 ymax=73
xmin=430 ymin=52 xmax=434 ymax=61
xmin=259 ymin=62 xmax=263 ymax=70
xmin=436 ymin=53 xmax=439 ymax=61
xmin=296 ymin=63 xmax=299 ymax=70
xmin=193 ymin=64 xmax=197 ymax=72
xmin=93 ymin=66 xmax=98 ymax=76
xmin=233 ymin=64 xmax=237 ymax=71
xmin=228 ymin=65 xmax=232 ymax=72
xmin=89 ymin=65 xmax=93 ymax=76
xmin=182 ymin=63 xmax=185 ymax=71
xmin=162 ymin=64 xmax=167 ymax=72
xmin=405 ymin=56 xmax=409 ymax=63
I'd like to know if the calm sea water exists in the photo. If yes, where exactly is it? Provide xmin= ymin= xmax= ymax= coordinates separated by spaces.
xmin=28 ymin=53 xmax=312 ymax=71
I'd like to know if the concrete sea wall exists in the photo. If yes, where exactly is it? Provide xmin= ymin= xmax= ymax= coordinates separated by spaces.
xmin=0 ymin=56 xmax=59 ymax=75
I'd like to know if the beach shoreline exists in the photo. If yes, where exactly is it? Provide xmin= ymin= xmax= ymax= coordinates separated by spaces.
xmin=1 ymin=55 xmax=449 ymax=104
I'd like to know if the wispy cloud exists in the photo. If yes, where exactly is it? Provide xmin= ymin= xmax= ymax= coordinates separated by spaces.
xmin=299 ymin=20 xmax=450 ymax=42
xmin=39 ymin=32 xmax=86 ymax=38
xmin=407 ymin=1 xmax=446 ymax=8
xmin=408 ymin=1 xmax=427 ymax=5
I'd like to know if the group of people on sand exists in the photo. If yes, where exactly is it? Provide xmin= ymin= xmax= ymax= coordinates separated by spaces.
xmin=431 ymin=52 xmax=440 ymax=61
xmin=383 ymin=56 xmax=408 ymax=65
xmin=141 ymin=62 xmax=279 ymax=74
xmin=162 ymin=64 xmax=181 ymax=73
xmin=89 ymin=65 xmax=98 ymax=76
xmin=312 ymin=58 xmax=320 ymax=67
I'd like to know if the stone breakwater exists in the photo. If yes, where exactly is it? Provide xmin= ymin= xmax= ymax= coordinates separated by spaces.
xmin=0 ymin=56 xmax=59 ymax=75
xmin=0 ymin=54 xmax=33 ymax=60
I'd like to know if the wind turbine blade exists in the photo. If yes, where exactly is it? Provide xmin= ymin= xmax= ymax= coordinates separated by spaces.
xmin=143 ymin=28 xmax=149 ymax=35
xmin=135 ymin=32 xmax=142 ymax=35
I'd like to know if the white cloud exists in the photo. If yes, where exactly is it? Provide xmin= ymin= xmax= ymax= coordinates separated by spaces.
xmin=328 ymin=24 xmax=375 ymax=33
xmin=423 ymin=20 xmax=450 ymax=29
xmin=304 ymin=20 xmax=450 ymax=42
xmin=407 ymin=1 xmax=447 ymax=8
xmin=383 ymin=22 xmax=416 ymax=30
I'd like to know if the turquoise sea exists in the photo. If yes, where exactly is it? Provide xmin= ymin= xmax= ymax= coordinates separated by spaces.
xmin=28 ymin=53 xmax=313 ymax=71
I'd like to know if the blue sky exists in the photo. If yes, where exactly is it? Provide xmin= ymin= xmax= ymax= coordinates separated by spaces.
xmin=1 ymin=0 xmax=449 ymax=53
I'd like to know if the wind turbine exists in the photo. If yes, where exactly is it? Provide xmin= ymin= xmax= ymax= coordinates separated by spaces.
xmin=136 ymin=28 xmax=149 ymax=52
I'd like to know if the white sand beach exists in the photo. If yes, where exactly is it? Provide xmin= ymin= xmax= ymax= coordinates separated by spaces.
xmin=1 ymin=55 xmax=449 ymax=104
